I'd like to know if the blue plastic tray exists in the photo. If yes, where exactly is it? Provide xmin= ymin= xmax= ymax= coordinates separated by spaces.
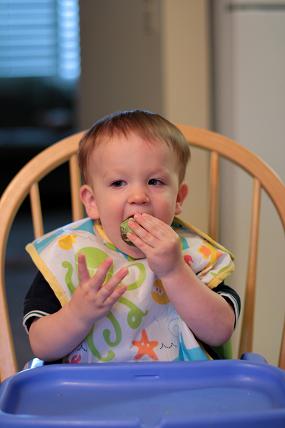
xmin=0 ymin=360 xmax=285 ymax=427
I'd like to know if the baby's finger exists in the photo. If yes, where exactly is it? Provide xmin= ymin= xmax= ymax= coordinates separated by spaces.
xmin=89 ymin=258 xmax=114 ymax=290
xmin=103 ymin=284 xmax=128 ymax=306
xmin=98 ymin=267 xmax=128 ymax=302
xmin=128 ymin=219 xmax=157 ymax=247
xmin=77 ymin=254 xmax=90 ymax=283
xmin=135 ymin=213 xmax=165 ymax=233
xmin=133 ymin=212 xmax=156 ymax=228
xmin=134 ymin=213 xmax=173 ymax=240
xmin=126 ymin=232 xmax=151 ymax=256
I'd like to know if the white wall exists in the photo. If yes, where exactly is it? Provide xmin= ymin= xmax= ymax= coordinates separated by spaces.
xmin=213 ymin=0 xmax=285 ymax=364
xmin=78 ymin=0 xmax=210 ymax=229
xmin=78 ymin=0 xmax=163 ymax=127
xmin=161 ymin=0 xmax=210 ymax=231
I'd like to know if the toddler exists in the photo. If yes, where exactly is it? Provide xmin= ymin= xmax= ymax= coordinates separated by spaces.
xmin=23 ymin=110 xmax=240 ymax=363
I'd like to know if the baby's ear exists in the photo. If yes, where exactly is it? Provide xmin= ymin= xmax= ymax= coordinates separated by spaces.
xmin=80 ymin=185 xmax=99 ymax=219
xmin=175 ymin=183 xmax=188 ymax=215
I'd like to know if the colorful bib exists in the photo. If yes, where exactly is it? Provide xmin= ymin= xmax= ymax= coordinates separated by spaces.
xmin=26 ymin=217 xmax=234 ymax=364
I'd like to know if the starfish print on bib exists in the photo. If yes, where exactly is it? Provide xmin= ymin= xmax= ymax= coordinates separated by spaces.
xmin=132 ymin=329 xmax=159 ymax=361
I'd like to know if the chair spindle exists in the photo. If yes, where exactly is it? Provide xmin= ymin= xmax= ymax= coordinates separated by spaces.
xmin=30 ymin=183 xmax=44 ymax=238
xmin=239 ymin=178 xmax=261 ymax=356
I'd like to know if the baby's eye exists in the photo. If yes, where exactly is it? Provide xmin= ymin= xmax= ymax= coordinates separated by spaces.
xmin=148 ymin=178 xmax=164 ymax=186
xmin=110 ymin=180 xmax=126 ymax=188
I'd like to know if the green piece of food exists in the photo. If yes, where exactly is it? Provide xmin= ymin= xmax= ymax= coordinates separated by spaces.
xmin=120 ymin=217 xmax=135 ymax=246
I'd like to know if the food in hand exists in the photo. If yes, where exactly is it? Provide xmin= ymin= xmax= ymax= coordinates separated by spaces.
xmin=120 ymin=217 xmax=135 ymax=246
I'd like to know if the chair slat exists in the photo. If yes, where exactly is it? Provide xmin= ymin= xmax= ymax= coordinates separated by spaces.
xmin=30 ymin=183 xmax=44 ymax=238
xmin=69 ymin=154 xmax=84 ymax=221
xmin=239 ymin=178 xmax=261 ymax=356
xmin=0 ymin=297 xmax=17 ymax=382
xmin=209 ymin=151 xmax=219 ymax=240
xmin=279 ymin=319 xmax=285 ymax=369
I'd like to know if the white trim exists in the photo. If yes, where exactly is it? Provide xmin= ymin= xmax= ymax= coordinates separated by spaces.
xmin=22 ymin=310 xmax=49 ymax=334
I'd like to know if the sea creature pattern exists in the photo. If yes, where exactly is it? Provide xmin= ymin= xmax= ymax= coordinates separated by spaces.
xmin=26 ymin=217 xmax=234 ymax=363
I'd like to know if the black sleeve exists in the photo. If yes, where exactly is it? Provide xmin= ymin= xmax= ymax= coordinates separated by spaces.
xmin=23 ymin=271 xmax=61 ymax=331
xmin=213 ymin=282 xmax=241 ymax=326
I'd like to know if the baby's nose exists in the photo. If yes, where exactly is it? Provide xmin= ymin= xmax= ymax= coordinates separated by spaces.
xmin=128 ymin=186 xmax=150 ymax=204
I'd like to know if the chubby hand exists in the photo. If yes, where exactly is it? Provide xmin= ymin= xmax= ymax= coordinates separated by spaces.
xmin=127 ymin=213 xmax=184 ymax=278
xmin=68 ymin=255 xmax=128 ymax=329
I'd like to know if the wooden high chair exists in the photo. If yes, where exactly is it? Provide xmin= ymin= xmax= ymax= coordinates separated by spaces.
xmin=0 ymin=126 xmax=284 ymax=381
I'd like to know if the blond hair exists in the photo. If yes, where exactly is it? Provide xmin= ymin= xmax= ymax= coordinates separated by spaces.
xmin=78 ymin=110 xmax=191 ymax=184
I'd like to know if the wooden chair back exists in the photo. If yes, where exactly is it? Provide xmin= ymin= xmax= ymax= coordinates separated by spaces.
xmin=0 ymin=125 xmax=284 ymax=381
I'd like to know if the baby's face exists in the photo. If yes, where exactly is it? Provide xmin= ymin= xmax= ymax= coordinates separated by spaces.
xmin=81 ymin=131 xmax=186 ymax=258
